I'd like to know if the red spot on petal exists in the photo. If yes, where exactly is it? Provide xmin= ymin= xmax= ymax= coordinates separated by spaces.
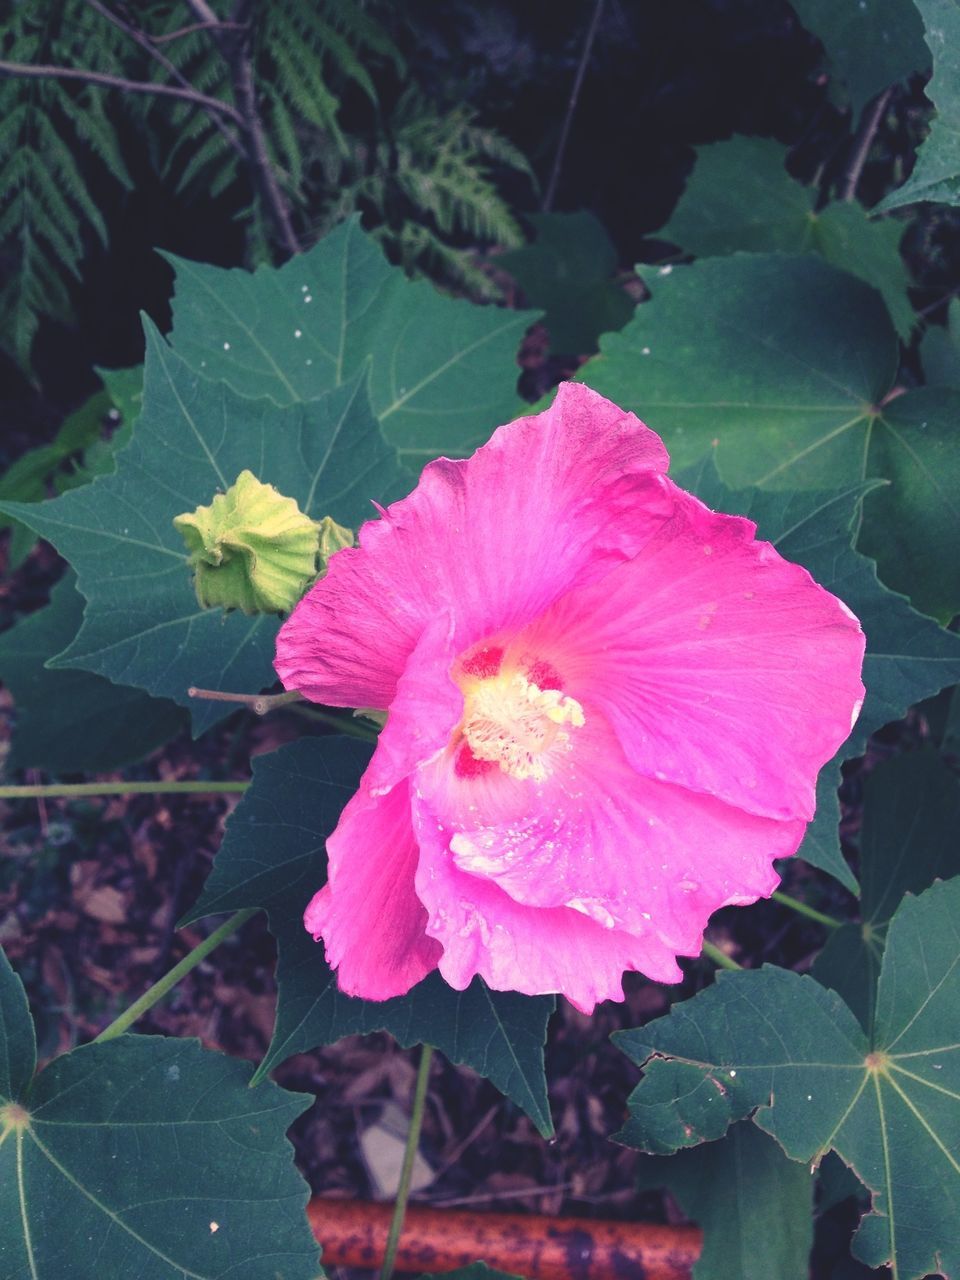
xmin=526 ymin=659 xmax=563 ymax=690
xmin=454 ymin=744 xmax=496 ymax=778
xmin=461 ymin=645 xmax=504 ymax=679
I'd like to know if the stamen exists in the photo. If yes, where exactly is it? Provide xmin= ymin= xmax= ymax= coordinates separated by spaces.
xmin=459 ymin=672 xmax=585 ymax=782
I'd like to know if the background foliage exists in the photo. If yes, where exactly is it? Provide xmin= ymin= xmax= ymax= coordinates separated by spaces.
xmin=2 ymin=1 xmax=960 ymax=1278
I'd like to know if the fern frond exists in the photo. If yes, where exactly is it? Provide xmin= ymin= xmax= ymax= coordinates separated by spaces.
xmin=388 ymin=96 xmax=527 ymax=249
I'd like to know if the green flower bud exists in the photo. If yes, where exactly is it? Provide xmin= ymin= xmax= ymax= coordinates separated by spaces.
xmin=174 ymin=470 xmax=318 ymax=615
xmin=316 ymin=515 xmax=355 ymax=575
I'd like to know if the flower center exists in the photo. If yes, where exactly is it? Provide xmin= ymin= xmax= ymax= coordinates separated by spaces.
xmin=460 ymin=672 xmax=585 ymax=782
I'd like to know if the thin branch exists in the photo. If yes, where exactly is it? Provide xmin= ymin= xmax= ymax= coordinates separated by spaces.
xmin=94 ymin=909 xmax=256 ymax=1041
xmin=187 ymin=686 xmax=302 ymax=715
xmin=151 ymin=20 xmax=247 ymax=44
xmin=379 ymin=1046 xmax=434 ymax=1280
xmin=842 ymin=87 xmax=893 ymax=202
xmin=81 ymin=0 xmax=242 ymax=154
xmin=183 ymin=0 xmax=301 ymax=256
xmin=183 ymin=0 xmax=230 ymax=28
xmin=0 ymin=780 xmax=248 ymax=799
xmin=543 ymin=0 xmax=606 ymax=212
xmin=0 ymin=57 xmax=243 ymax=124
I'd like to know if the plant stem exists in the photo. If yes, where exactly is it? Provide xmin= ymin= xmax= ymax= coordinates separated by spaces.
xmin=287 ymin=704 xmax=380 ymax=742
xmin=702 ymin=940 xmax=742 ymax=971
xmin=95 ymin=909 xmax=257 ymax=1042
xmin=542 ymin=0 xmax=606 ymax=211
xmin=771 ymin=890 xmax=842 ymax=930
xmin=188 ymin=685 xmax=303 ymax=715
xmin=183 ymin=0 xmax=301 ymax=256
xmin=842 ymin=87 xmax=893 ymax=201
xmin=0 ymin=780 xmax=248 ymax=800
xmin=379 ymin=1044 xmax=434 ymax=1280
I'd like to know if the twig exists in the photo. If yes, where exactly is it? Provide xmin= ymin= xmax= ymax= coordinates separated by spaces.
xmin=771 ymin=889 xmax=842 ymax=930
xmin=183 ymin=0 xmax=301 ymax=256
xmin=151 ymin=20 xmax=246 ymax=43
xmin=0 ymin=57 xmax=243 ymax=123
xmin=701 ymin=940 xmax=742 ymax=971
xmin=81 ymin=0 xmax=242 ymax=155
xmin=188 ymin=685 xmax=303 ymax=715
xmin=94 ymin=909 xmax=256 ymax=1041
xmin=0 ymin=780 xmax=248 ymax=799
xmin=542 ymin=0 xmax=606 ymax=211
xmin=380 ymin=1046 xmax=434 ymax=1280
xmin=842 ymin=87 xmax=893 ymax=202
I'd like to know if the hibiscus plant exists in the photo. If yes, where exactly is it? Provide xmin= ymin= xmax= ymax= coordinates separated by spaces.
xmin=3 ymin=5 xmax=960 ymax=1277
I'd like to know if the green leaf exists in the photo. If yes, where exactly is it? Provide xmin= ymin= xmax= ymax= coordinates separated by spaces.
xmin=794 ymin=763 xmax=854 ymax=895
xmin=635 ymin=1123 xmax=814 ymax=1280
xmin=97 ymin=364 xmax=144 ymax=429
xmin=182 ymin=738 xmax=555 ymax=1137
xmin=877 ymin=0 xmax=960 ymax=209
xmin=814 ymin=748 xmax=960 ymax=1031
xmin=0 ymin=947 xmax=35 ymax=1102
xmin=920 ymin=299 xmax=960 ymax=385
xmin=497 ymin=212 xmax=633 ymax=354
xmin=0 ymin=390 xmax=112 ymax=568
xmin=614 ymin=877 xmax=960 ymax=1280
xmin=0 ymin=571 xmax=185 ymax=774
xmin=165 ymin=217 xmax=539 ymax=462
xmin=788 ymin=0 xmax=930 ymax=116
xmin=0 ymin=328 xmax=409 ymax=735
xmin=0 ymin=1026 xmax=319 ymax=1279
xmin=856 ymin=387 xmax=960 ymax=620
xmin=581 ymin=253 xmax=960 ymax=618
xmin=660 ymin=136 xmax=914 ymax=338
xmin=582 ymin=255 xmax=897 ymax=486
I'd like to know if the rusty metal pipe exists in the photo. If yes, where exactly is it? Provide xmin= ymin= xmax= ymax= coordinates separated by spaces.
xmin=308 ymin=1197 xmax=701 ymax=1279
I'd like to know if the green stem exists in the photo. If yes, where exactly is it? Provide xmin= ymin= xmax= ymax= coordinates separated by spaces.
xmin=94 ymin=909 xmax=257 ymax=1042
xmin=287 ymin=704 xmax=379 ymax=742
xmin=771 ymin=890 xmax=842 ymax=930
xmin=379 ymin=1044 xmax=434 ymax=1280
xmin=702 ymin=940 xmax=742 ymax=971
xmin=0 ymin=780 xmax=249 ymax=800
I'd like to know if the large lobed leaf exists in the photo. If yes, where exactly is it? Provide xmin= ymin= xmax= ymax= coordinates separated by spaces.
xmin=789 ymin=0 xmax=930 ymax=116
xmin=0 ymin=571 xmax=185 ymax=774
xmin=164 ymin=217 xmax=539 ymax=462
xmin=0 ymin=331 xmax=409 ymax=736
xmin=0 ymin=948 xmax=320 ymax=1280
xmin=814 ymin=747 xmax=960 ymax=1032
xmin=614 ymin=877 xmax=960 ymax=1280
xmin=878 ymin=0 xmax=960 ymax=209
xmin=636 ymin=1122 xmax=813 ymax=1280
xmin=659 ymin=135 xmax=914 ymax=338
xmin=582 ymin=253 xmax=960 ymax=619
xmin=497 ymin=211 xmax=634 ymax=354
xmin=182 ymin=738 xmax=555 ymax=1137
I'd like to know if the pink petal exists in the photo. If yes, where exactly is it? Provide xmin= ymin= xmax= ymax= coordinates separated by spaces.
xmin=412 ymin=799 xmax=685 ymax=1014
xmin=275 ymin=383 xmax=669 ymax=709
xmin=511 ymin=477 xmax=865 ymax=821
xmin=363 ymin=614 xmax=463 ymax=798
xmin=304 ymin=778 xmax=441 ymax=999
xmin=416 ymin=709 xmax=795 ymax=959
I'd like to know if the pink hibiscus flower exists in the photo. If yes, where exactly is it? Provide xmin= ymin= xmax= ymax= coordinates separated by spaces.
xmin=275 ymin=384 xmax=864 ymax=1013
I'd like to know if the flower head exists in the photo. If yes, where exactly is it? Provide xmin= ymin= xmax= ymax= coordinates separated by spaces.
xmin=174 ymin=470 xmax=319 ymax=615
xmin=275 ymin=384 xmax=864 ymax=1013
